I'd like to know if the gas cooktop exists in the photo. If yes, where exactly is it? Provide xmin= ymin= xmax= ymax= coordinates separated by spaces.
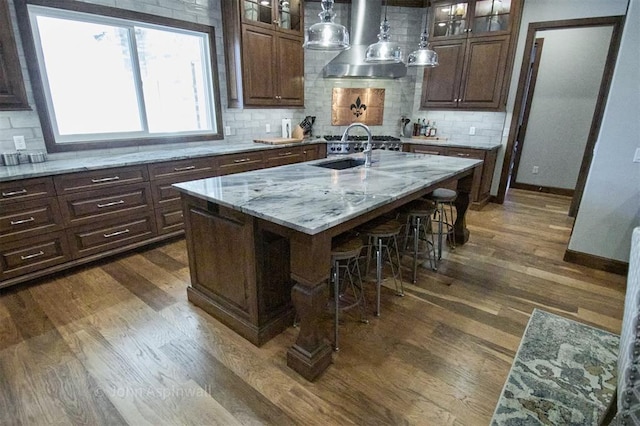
xmin=324 ymin=135 xmax=403 ymax=155
xmin=324 ymin=135 xmax=402 ymax=142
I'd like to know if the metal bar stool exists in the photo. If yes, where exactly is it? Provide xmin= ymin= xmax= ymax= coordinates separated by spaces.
xmin=425 ymin=188 xmax=457 ymax=265
xmin=330 ymin=235 xmax=368 ymax=351
xmin=360 ymin=218 xmax=404 ymax=317
xmin=401 ymin=199 xmax=438 ymax=281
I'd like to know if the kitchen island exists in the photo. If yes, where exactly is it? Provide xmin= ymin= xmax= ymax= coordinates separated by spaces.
xmin=173 ymin=150 xmax=482 ymax=380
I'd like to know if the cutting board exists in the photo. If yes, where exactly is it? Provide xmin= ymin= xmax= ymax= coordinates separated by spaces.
xmin=254 ymin=137 xmax=304 ymax=145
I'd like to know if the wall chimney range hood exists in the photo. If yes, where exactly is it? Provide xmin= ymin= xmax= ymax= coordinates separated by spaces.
xmin=323 ymin=0 xmax=407 ymax=79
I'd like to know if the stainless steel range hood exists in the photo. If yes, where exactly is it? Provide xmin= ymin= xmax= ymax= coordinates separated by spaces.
xmin=323 ymin=0 xmax=407 ymax=79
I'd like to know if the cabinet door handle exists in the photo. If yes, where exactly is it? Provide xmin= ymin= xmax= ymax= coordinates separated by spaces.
xmin=233 ymin=158 xmax=251 ymax=163
xmin=103 ymin=228 xmax=130 ymax=238
xmin=2 ymin=189 xmax=28 ymax=197
xmin=97 ymin=200 xmax=125 ymax=208
xmin=174 ymin=165 xmax=196 ymax=171
xmin=91 ymin=176 xmax=120 ymax=183
xmin=10 ymin=217 xmax=35 ymax=225
xmin=21 ymin=250 xmax=45 ymax=260
xmin=456 ymin=153 xmax=470 ymax=157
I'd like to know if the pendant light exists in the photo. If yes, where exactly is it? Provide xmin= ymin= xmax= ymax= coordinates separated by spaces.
xmin=303 ymin=0 xmax=350 ymax=51
xmin=406 ymin=7 xmax=438 ymax=68
xmin=364 ymin=0 xmax=403 ymax=63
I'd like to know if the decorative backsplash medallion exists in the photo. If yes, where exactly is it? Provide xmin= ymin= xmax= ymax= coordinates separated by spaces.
xmin=331 ymin=88 xmax=385 ymax=126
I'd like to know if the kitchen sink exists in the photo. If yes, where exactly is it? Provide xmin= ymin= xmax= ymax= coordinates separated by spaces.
xmin=312 ymin=158 xmax=366 ymax=170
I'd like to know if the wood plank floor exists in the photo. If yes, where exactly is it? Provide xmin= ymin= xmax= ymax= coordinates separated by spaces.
xmin=0 ymin=189 xmax=627 ymax=425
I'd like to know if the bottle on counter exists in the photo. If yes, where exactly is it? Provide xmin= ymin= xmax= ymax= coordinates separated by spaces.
xmin=429 ymin=121 xmax=437 ymax=137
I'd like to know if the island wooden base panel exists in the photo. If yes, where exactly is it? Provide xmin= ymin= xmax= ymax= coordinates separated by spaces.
xmin=187 ymin=286 xmax=295 ymax=346
xmin=0 ymin=189 xmax=627 ymax=425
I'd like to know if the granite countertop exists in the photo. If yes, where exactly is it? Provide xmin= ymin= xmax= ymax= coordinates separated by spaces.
xmin=0 ymin=138 xmax=326 ymax=182
xmin=401 ymin=137 xmax=502 ymax=150
xmin=173 ymin=150 xmax=481 ymax=235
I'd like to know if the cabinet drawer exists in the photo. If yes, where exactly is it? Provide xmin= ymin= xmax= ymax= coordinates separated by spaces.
xmin=148 ymin=157 xmax=216 ymax=181
xmin=0 ymin=177 xmax=56 ymax=205
xmin=446 ymin=147 xmax=485 ymax=160
xmin=0 ymin=231 xmax=71 ymax=281
xmin=264 ymin=147 xmax=303 ymax=168
xmin=0 ymin=197 xmax=63 ymax=242
xmin=217 ymin=152 xmax=263 ymax=176
xmin=155 ymin=203 xmax=184 ymax=235
xmin=59 ymin=182 xmax=152 ymax=226
xmin=410 ymin=145 xmax=447 ymax=155
xmin=54 ymin=166 xmax=148 ymax=195
xmin=151 ymin=171 xmax=216 ymax=205
xmin=69 ymin=213 xmax=156 ymax=259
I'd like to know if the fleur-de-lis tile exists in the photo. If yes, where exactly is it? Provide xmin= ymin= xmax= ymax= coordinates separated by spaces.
xmin=332 ymin=88 xmax=385 ymax=125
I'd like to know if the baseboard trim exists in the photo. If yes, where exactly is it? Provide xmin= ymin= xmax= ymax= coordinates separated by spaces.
xmin=511 ymin=183 xmax=574 ymax=197
xmin=564 ymin=249 xmax=628 ymax=276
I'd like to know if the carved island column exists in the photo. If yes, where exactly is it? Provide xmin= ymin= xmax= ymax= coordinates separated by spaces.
xmin=286 ymin=231 xmax=333 ymax=381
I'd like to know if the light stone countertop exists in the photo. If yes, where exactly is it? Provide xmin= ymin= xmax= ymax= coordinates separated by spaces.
xmin=0 ymin=139 xmax=326 ymax=182
xmin=401 ymin=137 xmax=502 ymax=150
xmin=173 ymin=150 xmax=482 ymax=235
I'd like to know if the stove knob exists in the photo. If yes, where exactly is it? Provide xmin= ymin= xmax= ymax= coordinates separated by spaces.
xmin=330 ymin=146 xmax=335 ymax=151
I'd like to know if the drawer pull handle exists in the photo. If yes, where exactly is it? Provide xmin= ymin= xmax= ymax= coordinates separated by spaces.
xmin=456 ymin=153 xmax=470 ymax=157
xmin=233 ymin=158 xmax=251 ymax=164
xmin=21 ymin=251 xmax=45 ymax=260
xmin=91 ymin=176 xmax=120 ymax=183
xmin=280 ymin=152 xmax=293 ymax=156
xmin=11 ymin=217 xmax=35 ymax=225
xmin=418 ymin=151 xmax=439 ymax=155
xmin=2 ymin=189 xmax=28 ymax=197
xmin=103 ymin=229 xmax=130 ymax=238
xmin=97 ymin=200 xmax=125 ymax=208
xmin=174 ymin=165 xmax=196 ymax=171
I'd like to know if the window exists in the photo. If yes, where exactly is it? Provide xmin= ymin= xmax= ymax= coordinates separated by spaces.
xmin=16 ymin=0 xmax=222 ymax=152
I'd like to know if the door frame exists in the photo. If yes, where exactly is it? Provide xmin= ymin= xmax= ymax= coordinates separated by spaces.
xmin=496 ymin=16 xmax=625 ymax=217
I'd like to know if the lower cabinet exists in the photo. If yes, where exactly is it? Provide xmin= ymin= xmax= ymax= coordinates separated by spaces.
xmin=0 ymin=143 xmax=326 ymax=288
xmin=407 ymin=143 xmax=498 ymax=209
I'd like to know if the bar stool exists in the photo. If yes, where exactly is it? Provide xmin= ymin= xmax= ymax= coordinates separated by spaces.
xmin=360 ymin=218 xmax=404 ymax=317
xmin=330 ymin=235 xmax=368 ymax=351
xmin=402 ymin=199 xmax=438 ymax=281
xmin=425 ymin=188 xmax=457 ymax=264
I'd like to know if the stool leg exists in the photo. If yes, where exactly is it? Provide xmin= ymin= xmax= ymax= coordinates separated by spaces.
xmin=390 ymin=235 xmax=404 ymax=296
xmin=352 ymin=258 xmax=369 ymax=324
xmin=333 ymin=259 xmax=340 ymax=351
xmin=412 ymin=216 xmax=420 ymax=284
xmin=375 ymin=237 xmax=382 ymax=317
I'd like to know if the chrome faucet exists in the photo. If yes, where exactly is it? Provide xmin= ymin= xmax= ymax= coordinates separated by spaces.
xmin=340 ymin=123 xmax=373 ymax=167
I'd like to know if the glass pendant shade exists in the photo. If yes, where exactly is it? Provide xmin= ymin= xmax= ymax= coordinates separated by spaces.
xmin=406 ymin=30 xmax=439 ymax=67
xmin=303 ymin=0 xmax=350 ymax=51
xmin=365 ymin=18 xmax=403 ymax=63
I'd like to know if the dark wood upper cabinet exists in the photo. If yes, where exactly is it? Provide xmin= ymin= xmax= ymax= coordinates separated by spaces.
xmin=0 ymin=0 xmax=29 ymax=111
xmin=421 ymin=0 xmax=521 ymax=111
xmin=222 ymin=0 xmax=304 ymax=108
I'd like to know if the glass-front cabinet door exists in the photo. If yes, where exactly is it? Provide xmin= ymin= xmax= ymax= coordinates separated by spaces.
xmin=241 ymin=0 xmax=302 ymax=35
xmin=431 ymin=0 xmax=513 ymax=39
xmin=278 ymin=0 xmax=302 ymax=32
xmin=472 ymin=0 xmax=512 ymax=34
xmin=432 ymin=1 xmax=470 ymax=38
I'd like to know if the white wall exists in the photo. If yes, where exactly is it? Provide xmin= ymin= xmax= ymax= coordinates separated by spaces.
xmin=493 ymin=0 xmax=630 ymax=196
xmin=568 ymin=0 xmax=639 ymax=262
xmin=516 ymin=26 xmax=612 ymax=190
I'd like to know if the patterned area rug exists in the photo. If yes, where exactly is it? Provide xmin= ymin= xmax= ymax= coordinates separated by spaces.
xmin=491 ymin=309 xmax=619 ymax=425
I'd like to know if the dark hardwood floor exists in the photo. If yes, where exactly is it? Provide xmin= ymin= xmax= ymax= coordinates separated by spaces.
xmin=0 ymin=189 xmax=626 ymax=425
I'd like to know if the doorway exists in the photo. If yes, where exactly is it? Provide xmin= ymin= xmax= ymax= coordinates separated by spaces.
xmin=498 ymin=16 xmax=624 ymax=217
